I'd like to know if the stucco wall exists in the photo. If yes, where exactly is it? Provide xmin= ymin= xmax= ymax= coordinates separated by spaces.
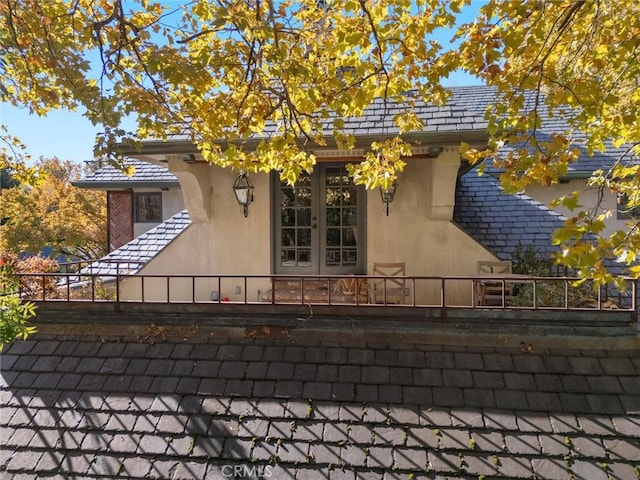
xmin=122 ymin=166 xmax=272 ymax=302
xmin=121 ymin=153 xmax=501 ymax=305
xmin=366 ymin=152 xmax=499 ymax=305
xmin=525 ymin=179 xmax=625 ymax=237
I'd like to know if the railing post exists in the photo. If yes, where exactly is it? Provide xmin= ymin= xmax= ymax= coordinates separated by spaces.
xmin=115 ymin=263 xmax=120 ymax=304
xmin=471 ymin=278 xmax=476 ymax=308
xmin=271 ymin=276 xmax=275 ymax=305
xmin=635 ymin=279 xmax=639 ymax=326
xmin=411 ymin=278 xmax=416 ymax=306
xmin=382 ymin=278 xmax=387 ymax=305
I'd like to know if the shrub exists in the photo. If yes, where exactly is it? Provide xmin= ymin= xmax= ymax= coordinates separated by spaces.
xmin=0 ymin=256 xmax=37 ymax=350
xmin=510 ymin=246 xmax=594 ymax=308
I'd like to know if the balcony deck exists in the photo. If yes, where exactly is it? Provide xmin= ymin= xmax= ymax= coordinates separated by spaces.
xmin=11 ymin=268 xmax=639 ymax=340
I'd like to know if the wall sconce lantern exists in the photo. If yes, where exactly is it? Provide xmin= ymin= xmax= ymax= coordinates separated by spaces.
xmin=380 ymin=181 xmax=397 ymax=216
xmin=233 ymin=172 xmax=254 ymax=217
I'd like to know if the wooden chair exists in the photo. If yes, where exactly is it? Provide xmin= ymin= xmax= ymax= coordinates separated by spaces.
xmin=476 ymin=260 xmax=513 ymax=306
xmin=370 ymin=262 xmax=406 ymax=304
xmin=477 ymin=260 xmax=512 ymax=275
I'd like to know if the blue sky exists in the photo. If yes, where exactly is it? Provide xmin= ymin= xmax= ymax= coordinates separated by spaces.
xmin=1 ymin=104 xmax=102 ymax=165
xmin=1 ymin=1 xmax=483 ymax=165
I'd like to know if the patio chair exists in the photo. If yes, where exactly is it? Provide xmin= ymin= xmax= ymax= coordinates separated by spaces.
xmin=477 ymin=260 xmax=512 ymax=275
xmin=369 ymin=262 xmax=406 ymax=304
xmin=476 ymin=260 xmax=513 ymax=306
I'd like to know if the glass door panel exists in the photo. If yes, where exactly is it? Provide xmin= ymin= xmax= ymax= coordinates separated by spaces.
xmin=275 ymin=165 xmax=364 ymax=274
xmin=277 ymin=173 xmax=317 ymax=273
xmin=323 ymin=167 xmax=360 ymax=273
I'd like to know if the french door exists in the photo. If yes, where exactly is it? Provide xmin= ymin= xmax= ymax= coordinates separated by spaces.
xmin=274 ymin=164 xmax=366 ymax=275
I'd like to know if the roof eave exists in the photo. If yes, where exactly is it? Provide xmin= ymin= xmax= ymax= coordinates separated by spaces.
xmin=72 ymin=180 xmax=180 ymax=189
xmin=120 ymin=129 xmax=489 ymax=157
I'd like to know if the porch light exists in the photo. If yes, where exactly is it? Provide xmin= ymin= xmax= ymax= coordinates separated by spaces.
xmin=380 ymin=181 xmax=397 ymax=216
xmin=232 ymin=171 xmax=254 ymax=217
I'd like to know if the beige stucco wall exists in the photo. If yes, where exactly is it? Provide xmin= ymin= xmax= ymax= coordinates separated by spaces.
xmin=121 ymin=164 xmax=272 ymax=302
xmin=366 ymin=149 xmax=500 ymax=305
xmin=525 ymin=179 xmax=625 ymax=237
xmin=121 ymin=150 xmax=502 ymax=305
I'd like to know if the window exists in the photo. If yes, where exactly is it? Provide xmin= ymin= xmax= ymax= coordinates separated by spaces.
xmin=135 ymin=192 xmax=162 ymax=222
xmin=616 ymin=193 xmax=640 ymax=220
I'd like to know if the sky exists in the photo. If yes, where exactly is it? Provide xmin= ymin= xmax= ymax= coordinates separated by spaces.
xmin=0 ymin=104 xmax=102 ymax=165
xmin=1 ymin=1 xmax=483 ymax=166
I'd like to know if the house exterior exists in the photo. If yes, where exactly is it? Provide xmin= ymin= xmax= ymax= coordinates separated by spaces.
xmin=77 ymin=86 xmax=636 ymax=305
xmin=113 ymin=88 xmax=495 ymax=305
xmin=73 ymin=159 xmax=184 ymax=251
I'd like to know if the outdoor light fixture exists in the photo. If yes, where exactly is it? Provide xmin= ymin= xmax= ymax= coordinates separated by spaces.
xmin=380 ymin=181 xmax=397 ymax=216
xmin=232 ymin=171 xmax=254 ymax=217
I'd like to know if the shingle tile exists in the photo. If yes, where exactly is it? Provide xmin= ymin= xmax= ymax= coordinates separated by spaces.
xmin=3 ymin=334 xmax=640 ymax=479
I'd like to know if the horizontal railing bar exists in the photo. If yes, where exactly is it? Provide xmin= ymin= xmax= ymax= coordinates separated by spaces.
xmin=14 ymin=272 xmax=631 ymax=281
xmin=10 ymin=271 xmax=637 ymax=312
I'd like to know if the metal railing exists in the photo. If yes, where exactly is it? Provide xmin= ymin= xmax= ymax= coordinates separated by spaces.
xmin=11 ymin=270 xmax=638 ymax=312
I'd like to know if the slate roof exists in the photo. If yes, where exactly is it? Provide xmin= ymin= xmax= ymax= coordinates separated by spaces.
xmin=453 ymin=170 xmax=566 ymax=262
xmin=73 ymin=159 xmax=179 ymax=189
xmin=310 ymin=91 xmax=489 ymax=137
xmin=133 ymin=85 xmax=638 ymax=178
xmin=83 ymin=209 xmax=191 ymax=276
xmin=139 ymin=87 xmax=491 ymax=151
xmin=453 ymin=170 xmax=630 ymax=278
xmin=2 ymin=331 xmax=639 ymax=479
xmin=450 ymin=86 xmax=640 ymax=177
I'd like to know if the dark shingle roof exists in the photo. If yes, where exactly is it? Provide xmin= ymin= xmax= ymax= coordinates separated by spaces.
xmin=451 ymin=86 xmax=640 ymax=176
xmin=134 ymin=85 xmax=638 ymax=177
xmin=73 ymin=159 xmax=179 ymax=189
xmin=2 ymin=333 xmax=639 ymax=479
xmin=454 ymin=170 xmax=566 ymax=261
xmin=137 ymin=87 xmax=491 ymax=151
xmin=84 ymin=209 xmax=191 ymax=276
xmin=322 ymin=92 xmax=489 ymax=136
xmin=454 ymin=170 xmax=628 ymax=276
